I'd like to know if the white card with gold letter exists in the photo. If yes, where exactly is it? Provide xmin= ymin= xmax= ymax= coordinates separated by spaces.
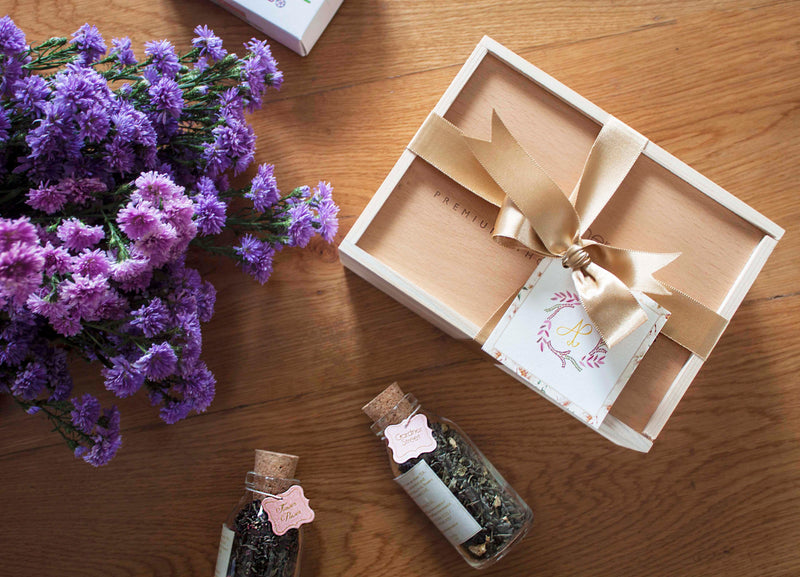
xmin=482 ymin=259 xmax=670 ymax=428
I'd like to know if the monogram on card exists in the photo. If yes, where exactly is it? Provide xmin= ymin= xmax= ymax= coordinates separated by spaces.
xmin=482 ymin=260 xmax=670 ymax=428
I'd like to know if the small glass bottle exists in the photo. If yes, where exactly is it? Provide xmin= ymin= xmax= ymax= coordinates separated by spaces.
xmin=363 ymin=383 xmax=533 ymax=570
xmin=215 ymin=450 xmax=306 ymax=577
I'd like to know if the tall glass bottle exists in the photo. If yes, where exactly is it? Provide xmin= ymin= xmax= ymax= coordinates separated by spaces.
xmin=215 ymin=450 xmax=305 ymax=577
xmin=363 ymin=383 xmax=533 ymax=569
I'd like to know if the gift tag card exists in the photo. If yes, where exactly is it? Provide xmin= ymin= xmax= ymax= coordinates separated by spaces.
xmin=261 ymin=485 xmax=315 ymax=535
xmin=482 ymin=259 xmax=670 ymax=428
xmin=385 ymin=413 xmax=438 ymax=464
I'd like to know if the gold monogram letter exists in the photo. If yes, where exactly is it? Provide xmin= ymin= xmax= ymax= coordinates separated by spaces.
xmin=556 ymin=320 xmax=593 ymax=347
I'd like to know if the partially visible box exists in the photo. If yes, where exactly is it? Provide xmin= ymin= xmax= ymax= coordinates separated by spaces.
xmin=339 ymin=37 xmax=784 ymax=452
xmin=209 ymin=0 xmax=343 ymax=56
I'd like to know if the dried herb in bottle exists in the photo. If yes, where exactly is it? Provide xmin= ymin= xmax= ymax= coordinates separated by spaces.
xmin=363 ymin=383 xmax=533 ymax=569
xmin=215 ymin=450 xmax=308 ymax=577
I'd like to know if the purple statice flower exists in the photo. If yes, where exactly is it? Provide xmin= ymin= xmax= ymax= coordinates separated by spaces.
xmin=26 ymin=183 xmax=68 ymax=214
xmin=174 ymin=311 xmax=202 ymax=366
xmin=201 ymin=141 xmax=229 ymax=178
xmin=196 ymin=280 xmax=216 ymax=323
xmin=0 ymin=53 xmax=24 ymax=98
xmin=194 ymin=176 xmax=217 ymax=197
xmin=59 ymin=177 xmax=107 ymax=206
xmin=105 ymin=102 xmax=158 ymax=174
xmin=234 ymin=235 xmax=275 ymax=284
xmin=193 ymin=193 xmax=226 ymax=236
xmin=204 ymin=116 xmax=256 ymax=176
xmin=0 ymin=215 xmax=38 ymax=250
xmin=102 ymin=355 xmax=145 ymax=397
xmin=217 ymin=87 xmax=244 ymax=120
xmin=159 ymin=399 xmax=192 ymax=424
xmin=116 ymin=201 xmax=163 ymax=241
xmin=110 ymin=36 xmax=137 ymax=67
xmin=72 ymin=248 xmax=110 ymax=277
xmin=0 ymin=309 xmax=37 ymax=366
xmin=25 ymin=290 xmax=54 ymax=318
xmin=133 ymin=171 xmax=182 ymax=202
xmin=56 ymin=218 xmax=104 ymax=251
xmin=161 ymin=192 xmax=195 ymax=240
xmin=77 ymin=103 xmax=111 ymax=142
xmin=316 ymin=196 xmax=340 ymax=243
xmin=11 ymin=361 xmax=47 ymax=401
xmin=180 ymin=359 xmax=216 ymax=413
xmin=94 ymin=289 xmax=129 ymax=321
xmin=148 ymin=77 xmax=183 ymax=125
xmin=46 ymin=348 xmax=73 ymax=402
xmin=23 ymin=103 xmax=81 ymax=179
xmin=0 ymin=107 xmax=9 ymax=142
xmin=104 ymin=136 xmax=135 ymax=174
xmin=69 ymin=24 xmax=106 ymax=65
xmin=40 ymin=242 xmax=73 ymax=275
xmin=144 ymin=39 xmax=180 ymax=78
xmin=12 ymin=75 xmax=51 ymax=119
xmin=0 ymin=217 xmax=45 ymax=306
xmin=241 ymin=38 xmax=281 ymax=111
xmin=130 ymin=297 xmax=169 ymax=337
xmin=313 ymin=180 xmax=333 ymax=202
xmin=131 ymin=226 xmax=177 ymax=268
xmin=0 ymin=15 xmax=26 ymax=56
xmin=70 ymin=393 xmax=101 ymax=434
xmin=110 ymin=256 xmax=152 ymax=292
xmin=76 ymin=405 xmax=122 ymax=467
xmin=192 ymin=25 xmax=226 ymax=61
xmin=134 ymin=342 xmax=177 ymax=381
xmin=233 ymin=233 xmax=261 ymax=262
xmin=46 ymin=302 xmax=82 ymax=336
xmin=286 ymin=202 xmax=315 ymax=248
xmin=52 ymin=63 xmax=113 ymax=113
xmin=246 ymin=163 xmax=280 ymax=212
xmin=58 ymin=273 xmax=111 ymax=320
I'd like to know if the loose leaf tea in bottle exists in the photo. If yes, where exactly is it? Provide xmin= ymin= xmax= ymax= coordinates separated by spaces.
xmin=215 ymin=450 xmax=314 ymax=577
xmin=363 ymin=383 xmax=533 ymax=569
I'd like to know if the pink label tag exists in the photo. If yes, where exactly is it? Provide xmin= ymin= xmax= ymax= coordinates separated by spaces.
xmin=385 ymin=413 xmax=438 ymax=464
xmin=261 ymin=485 xmax=315 ymax=536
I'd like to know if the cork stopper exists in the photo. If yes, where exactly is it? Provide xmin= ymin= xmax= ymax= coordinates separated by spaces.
xmin=362 ymin=382 xmax=415 ymax=426
xmin=253 ymin=450 xmax=299 ymax=494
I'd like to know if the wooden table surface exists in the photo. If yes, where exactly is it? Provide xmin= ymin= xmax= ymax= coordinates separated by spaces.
xmin=2 ymin=1 xmax=799 ymax=576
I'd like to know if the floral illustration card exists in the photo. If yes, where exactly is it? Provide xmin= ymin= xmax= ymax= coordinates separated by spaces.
xmin=482 ymin=260 xmax=670 ymax=428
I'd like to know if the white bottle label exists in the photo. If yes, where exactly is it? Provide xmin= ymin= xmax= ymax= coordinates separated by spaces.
xmin=395 ymin=460 xmax=482 ymax=546
xmin=214 ymin=525 xmax=235 ymax=577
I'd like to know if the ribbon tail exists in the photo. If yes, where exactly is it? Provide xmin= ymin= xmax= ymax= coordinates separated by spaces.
xmin=408 ymin=113 xmax=507 ymax=208
xmin=572 ymin=262 xmax=648 ymax=348
xmin=653 ymin=285 xmax=728 ymax=360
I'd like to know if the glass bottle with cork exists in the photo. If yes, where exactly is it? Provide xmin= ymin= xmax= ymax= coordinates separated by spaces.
xmin=363 ymin=383 xmax=533 ymax=569
xmin=215 ymin=450 xmax=314 ymax=577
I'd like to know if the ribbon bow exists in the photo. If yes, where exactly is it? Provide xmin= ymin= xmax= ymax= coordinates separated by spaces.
xmin=409 ymin=110 xmax=727 ymax=357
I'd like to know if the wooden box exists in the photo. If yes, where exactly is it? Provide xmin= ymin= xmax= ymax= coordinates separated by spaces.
xmin=339 ymin=37 xmax=783 ymax=452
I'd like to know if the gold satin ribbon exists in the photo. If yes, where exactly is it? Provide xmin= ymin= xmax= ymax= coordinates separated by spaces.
xmin=409 ymin=110 xmax=727 ymax=359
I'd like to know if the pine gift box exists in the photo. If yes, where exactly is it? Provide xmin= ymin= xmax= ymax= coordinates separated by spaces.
xmin=339 ymin=37 xmax=783 ymax=452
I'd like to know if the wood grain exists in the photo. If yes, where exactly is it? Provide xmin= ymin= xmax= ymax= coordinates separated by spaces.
xmin=1 ymin=1 xmax=799 ymax=576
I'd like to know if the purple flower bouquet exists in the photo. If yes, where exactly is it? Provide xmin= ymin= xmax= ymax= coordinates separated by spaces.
xmin=0 ymin=18 xmax=339 ymax=465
